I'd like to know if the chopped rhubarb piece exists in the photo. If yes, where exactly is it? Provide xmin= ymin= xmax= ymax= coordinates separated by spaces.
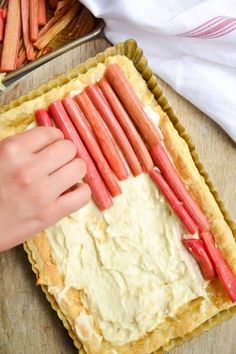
xmin=38 ymin=0 xmax=47 ymax=26
xmin=85 ymin=84 xmax=142 ymax=177
xmin=76 ymin=91 xmax=129 ymax=181
xmin=201 ymin=231 xmax=236 ymax=302
xmin=63 ymin=96 xmax=121 ymax=197
xmin=98 ymin=77 xmax=154 ymax=172
xmin=35 ymin=109 xmax=53 ymax=127
xmin=150 ymin=169 xmax=198 ymax=234
xmin=1 ymin=0 xmax=21 ymax=72
xmin=21 ymin=0 xmax=35 ymax=61
xmin=0 ymin=9 xmax=5 ymax=42
xmin=105 ymin=64 xmax=162 ymax=147
xmin=34 ymin=3 xmax=81 ymax=50
xmin=29 ymin=0 xmax=39 ymax=42
xmin=150 ymin=143 xmax=210 ymax=232
xmin=49 ymin=100 xmax=112 ymax=211
xmin=182 ymin=238 xmax=215 ymax=280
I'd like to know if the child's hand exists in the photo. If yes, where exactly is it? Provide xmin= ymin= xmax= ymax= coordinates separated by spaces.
xmin=0 ymin=127 xmax=91 ymax=251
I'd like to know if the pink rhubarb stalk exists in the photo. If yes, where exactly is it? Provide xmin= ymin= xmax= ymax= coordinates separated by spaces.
xmin=1 ymin=0 xmax=21 ymax=72
xmin=201 ymin=231 xmax=236 ymax=302
xmin=76 ymin=91 xmax=129 ymax=181
xmin=105 ymin=63 xmax=162 ymax=147
xmin=85 ymin=84 xmax=142 ymax=177
xmin=182 ymin=238 xmax=215 ymax=280
xmin=29 ymin=0 xmax=39 ymax=42
xmin=35 ymin=109 xmax=53 ymax=127
xmin=38 ymin=0 xmax=47 ymax=26
xmin=49 ymin=100 xmax=112 ymax=211
xmin=150 ymin=143 xmax=210 ymax=232
xmin=63 ymin=96 xmax=121 ymax=197
xmin=150 ymin=169 xmax=198 ymax=235
xmin=20 ymin=0 xmax=35 ymax=61
xmin=98 ymin=77 xmax=154 ymax=172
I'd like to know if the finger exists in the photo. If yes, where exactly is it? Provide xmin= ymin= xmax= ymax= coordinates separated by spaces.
xmin=48 ymin=158 xmax=87 ymax=197
xmin=53 ymin=183 xmax=91 ymax=221
xmin=14 ymin=127 xmax=64 ymax=153
xmin=36 ymin=139 xmax=77 ymax=175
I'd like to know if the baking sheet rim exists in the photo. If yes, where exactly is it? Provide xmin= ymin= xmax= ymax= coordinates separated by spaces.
xmin=3 ymin=19 xmax=105 ymax=83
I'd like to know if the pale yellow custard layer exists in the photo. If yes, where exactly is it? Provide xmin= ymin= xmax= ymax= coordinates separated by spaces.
xmin=46 ymin=174 xmax=207 ymax=345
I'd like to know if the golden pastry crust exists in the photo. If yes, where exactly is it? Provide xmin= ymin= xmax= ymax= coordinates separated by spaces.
xmin=1 ymin=51 xmax=236 ymax=354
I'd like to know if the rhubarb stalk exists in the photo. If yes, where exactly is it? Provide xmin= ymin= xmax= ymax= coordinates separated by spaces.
xmin=21 ymin=0 xmax=35 ymax=61
xmin=182 ymin=238 xmax=215 ymax=280
xmin=38 ymin=2 xmax=71 ymax=37
xmin=85 ymin=84 xmax=142 ymax=177
xmin=0 ymin=9 xmax=5 ymax=42
xmin=38 ymin=0 xmax=47 ymax=26
xmin=98 ymin=77 xmax=154 ymax=172
xmin=105 ymin=64 xmax=162 ymax=147
xmin=150 ymin=169 xmax=198 ymax=234
xmin=1 ymin=0 xmax=21 ymax=72
xmin=30 ymin=0 xmax=39 ymax=42
xmin=63 ymin=96 xmax=121 ymax=197
xmin=2 ymin=8 xmax=7 ymax=20
xmin=76 ymin=91 xmax=129 ymax=181
xmin=201 ymin=231 xmax=236 ymax=302
xmin=49 ymin=100 xmax=112 ymax=211
xmin=35 ymin=109 xmax=53 ymax=127
xmin=150 ymin=143 xmax=210 ymax=231
xmin=34 ymin=3 xmax=81 ymax=50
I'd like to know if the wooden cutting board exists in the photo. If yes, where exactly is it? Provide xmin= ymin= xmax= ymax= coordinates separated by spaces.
xmin=0 ymin=38 xmax=235 ymax=354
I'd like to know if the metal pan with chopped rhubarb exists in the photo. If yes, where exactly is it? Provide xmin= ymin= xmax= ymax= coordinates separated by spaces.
xmin=35 ymin=63 xmax=236 ymax=303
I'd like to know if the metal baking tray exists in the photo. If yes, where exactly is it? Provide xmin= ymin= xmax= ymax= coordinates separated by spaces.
xmin=3 ymin=19 xmax=105 ymax=84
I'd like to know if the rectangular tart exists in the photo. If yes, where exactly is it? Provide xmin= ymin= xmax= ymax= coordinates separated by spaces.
xmin=0 ymin=40 xmax=236 ymax=354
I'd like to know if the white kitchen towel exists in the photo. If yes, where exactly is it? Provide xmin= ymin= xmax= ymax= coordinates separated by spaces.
xmin=82 ymin=0 xmax=236 ymax=142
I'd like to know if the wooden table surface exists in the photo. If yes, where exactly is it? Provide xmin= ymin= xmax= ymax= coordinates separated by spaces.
xmin=0 ymin=38 xmax=235 ymax=354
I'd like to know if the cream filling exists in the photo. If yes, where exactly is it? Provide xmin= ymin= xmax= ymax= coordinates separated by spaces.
xmin=46 ymin=174 xmax=207 ymax=345
xmin=144 ymin=105 xmax=160 ymax=126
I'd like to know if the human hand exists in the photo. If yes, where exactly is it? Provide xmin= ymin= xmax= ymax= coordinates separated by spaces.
xmin=0 ymin=127 xmax=91 ymax=251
